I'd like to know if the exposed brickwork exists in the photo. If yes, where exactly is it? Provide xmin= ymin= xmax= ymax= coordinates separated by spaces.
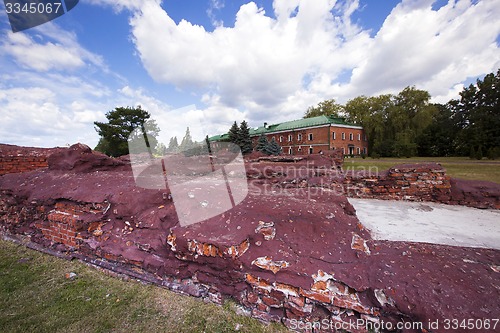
xmin=0 ymin=144 xmax=63 ymax=175
xmin=344 ymin=163 xmax=452 ymax=202
xmin=0 ymin=156 xmax=49 ymax=175
xmin=242 ymin=272 xmax=379 ymax=332
xmin=34 ymin=201 xmax=108 ymax=248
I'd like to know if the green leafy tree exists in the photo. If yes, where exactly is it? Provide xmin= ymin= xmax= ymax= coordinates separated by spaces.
xmin=304 ymin=99 xmax=343 ymax=118
xmin=238 ymin=121 xmax=253 ymax=155
xmin=155 ymin=142 xmax=167 ymax=156
xmin=94 ymin=106 xmax=159 ymax=157
xmin=416 ymin=103 xmax=459 ymax=157
xmin=452 ymin=69 xmax=500 ymax=156
xmin=344 ymin=87 xmax=435 ymax=157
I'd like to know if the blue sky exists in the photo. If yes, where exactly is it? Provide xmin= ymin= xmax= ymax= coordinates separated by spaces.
xmin=0 ymin=0 xmax=499 ymax=148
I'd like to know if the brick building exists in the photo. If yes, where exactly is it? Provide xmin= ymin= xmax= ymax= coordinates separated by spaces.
xmin=210 ymin=115 xmax=368 ymax=156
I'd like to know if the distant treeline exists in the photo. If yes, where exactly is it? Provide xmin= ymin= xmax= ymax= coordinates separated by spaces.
xmin=305 ymin=69 xmax=500 ymax=159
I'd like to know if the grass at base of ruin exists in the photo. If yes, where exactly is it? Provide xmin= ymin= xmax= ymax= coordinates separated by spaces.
xmin=343 ymin=157 xmax=500 ymax=184
xmin=0 ymin=239 xmax=288 ymax=333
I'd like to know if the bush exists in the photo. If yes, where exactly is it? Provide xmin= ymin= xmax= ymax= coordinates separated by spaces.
xmin=469 ymin=146 xmax=476 ymax=160
xmin=476 ymin=146 xmax=483 ymax=160
xmin=371 ymin=152 xmax=381 ymax=159
xmin=487 ymin=147 xmax=500 ymax=160
xmin=361 ymin=153 xmax=367 ymax=159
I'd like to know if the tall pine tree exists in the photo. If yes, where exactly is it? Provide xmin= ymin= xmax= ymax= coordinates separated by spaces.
xmin=179 ymin=127 xmax=194 ymax=151
xmin=239 ymin=121 xmax=253 ymax=154
xmin=228 ymin=121 xmax=240 ymax=146
xmin=167 ymin=136 xmax=179 ymax=153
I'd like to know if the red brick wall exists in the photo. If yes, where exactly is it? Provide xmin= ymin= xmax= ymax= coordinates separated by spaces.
xmin=0 ymin=156 xmax=48 ymax=175
xmin=344 ymin=164 xmax=451 ymax=202
xmin=34 ymin=202 xmax=107 ymax=248
xmin=252 ymin=125 xmax=368 ymax=156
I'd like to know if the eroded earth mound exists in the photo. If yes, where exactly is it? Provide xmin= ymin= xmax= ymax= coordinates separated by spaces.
xmin=0 ymin=144 xmax=499 ymax=333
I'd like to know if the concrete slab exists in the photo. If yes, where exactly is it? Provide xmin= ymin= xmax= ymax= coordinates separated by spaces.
xmin=348 ymin=198 xmax=500 ymax=250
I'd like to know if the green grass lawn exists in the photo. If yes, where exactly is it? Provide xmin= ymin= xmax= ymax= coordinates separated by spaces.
xmin=0 ymin=239 xmax=288 ymax=333
xmin=343 ymin=157 xmax=500 ymax=184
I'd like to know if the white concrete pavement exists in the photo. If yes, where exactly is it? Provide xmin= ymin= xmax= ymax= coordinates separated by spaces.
xmin=348 ymin=198 xmax=500 ymax=250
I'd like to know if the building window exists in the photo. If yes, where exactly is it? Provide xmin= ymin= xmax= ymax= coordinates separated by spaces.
xmin=309 ymin=146 xmax=313 ymax=154
xmin=349 ymin=133 xmax=353 ymax=141
xmin=357 ymin=147 xmax=361 ymax=155
xmin=332 ymin=132 xmax=336 ymax=140
xmin=279 ymin=136 xmax=283 ymax=143
xmin=342 ymin=133 xmax=345 ymax=140
xmin=342 ymin=147 xmax=345 ymax=154
xmin=297 ymin=134 xmax=302 ymax=141
xmin=288 ymin=134 xmax=293 ymax=142
xmin=288 ymin=147 xmax=292 ymax=155
xmin=363 ymin=147 xmax=367 ymax=155
xmin=308 ymin=133 xmax=313 ymax=141
xmin=364 ymin=134 xmax=367 ymax=141
xmin=298 ymin=146 xmax=302 ymax=151
xmin=357 ymin=133 xmax=361 ymax=141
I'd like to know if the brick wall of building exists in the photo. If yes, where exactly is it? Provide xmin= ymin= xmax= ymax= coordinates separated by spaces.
xmin=252 ymin=125 xmax=368 ymax=156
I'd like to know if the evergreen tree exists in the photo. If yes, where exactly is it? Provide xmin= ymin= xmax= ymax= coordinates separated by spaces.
xmin=239 ymin=121 xmax=253 ymax=155
xmin=265 ymin=138 xmax=282 ymax=156
xmin=228 ymin=121 xmax=240 ymax=146
xmin=256 ymin=134 xmax=268 ymax=153
xmin=179 ymin=127 xmax=194 ymax=151
xmin=94 ymin=106 xmax=159 ymax=157
xmin=167 ymin=136 xmax=179 ymax=153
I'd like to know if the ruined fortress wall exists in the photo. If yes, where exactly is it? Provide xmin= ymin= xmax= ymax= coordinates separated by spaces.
xmin=343 ymin=163 xmax=452 ymax=202
xmin=0 ymin=144 xmax=62 ymax=175
xmin=0 ymin=156 xmax=48 ymax=175
xmin=343 ymin=163 xmax=500 ymax=209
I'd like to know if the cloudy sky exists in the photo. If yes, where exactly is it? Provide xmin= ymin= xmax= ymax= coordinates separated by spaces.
xmin=1 ymin=0 xmax=499 ymax=148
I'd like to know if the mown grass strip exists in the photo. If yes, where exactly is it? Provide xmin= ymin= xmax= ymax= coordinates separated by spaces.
xmin=0 ymin=239 xmax=288 ymax=333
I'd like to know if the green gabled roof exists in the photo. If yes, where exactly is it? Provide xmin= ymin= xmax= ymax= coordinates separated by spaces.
xmin=249 ymin=115 xmax=360 ymax=136
xmin=208 ymin=133 xmax=230 ymax=142
xmin=210 ymin=115 xmax=361 ymax=141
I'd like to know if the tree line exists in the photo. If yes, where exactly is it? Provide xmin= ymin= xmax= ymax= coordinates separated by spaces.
xmin=95 ymin=69 xmax=499 ymax=159
xmin=304 ymin=69 xmax=500 ymax=159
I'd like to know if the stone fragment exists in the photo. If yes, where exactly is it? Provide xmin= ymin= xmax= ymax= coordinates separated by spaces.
xmin=251 ymin=256 xmax=290 ymax=274
xmin=255 ymin=220 xmax=276 ymax=240
xmin=351 ymin=233 xmax=371 ymax=255
xmin=374 ymin=289 xmax=395 ymax=307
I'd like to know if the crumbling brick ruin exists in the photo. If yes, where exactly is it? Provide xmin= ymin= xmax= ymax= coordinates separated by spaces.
xmin=1 ymin=143 xmax=499 ymax=333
